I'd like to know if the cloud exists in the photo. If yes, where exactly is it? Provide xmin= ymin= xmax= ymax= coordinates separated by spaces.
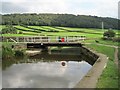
xmin=2 ymin=1 xmax=68 ymax=14
xmin=1 ymin=0 xmax=119 ymax=18
xmin=64 ymin=0 xmax=118 ymax=18
xmin=2 ymin=2 xmax=29 ymax=13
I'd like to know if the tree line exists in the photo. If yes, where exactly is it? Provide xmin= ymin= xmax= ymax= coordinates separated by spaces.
xmin=0 ymin=13 xmax=119 ymax=29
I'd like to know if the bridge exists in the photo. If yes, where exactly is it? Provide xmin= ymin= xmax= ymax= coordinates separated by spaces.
xmin=2 ymin=36 xmax=86 ymax=48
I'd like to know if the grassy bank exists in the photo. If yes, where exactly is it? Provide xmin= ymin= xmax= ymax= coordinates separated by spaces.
xmin=86 ymin=44 xmax=118 ymax=88
xmin=83 ymin=38 xmax=119 ymax=46
xmin=2 ymin=42 xmax=26 ymax=70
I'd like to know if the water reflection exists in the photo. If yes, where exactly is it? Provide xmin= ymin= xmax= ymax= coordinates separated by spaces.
xmin=2 ymin=61 xmax=91 ymax=88
xmin=2 ymin=47 xmax=94 ymax=88
xmin=61 ymin=61 xmax=66 ymax=66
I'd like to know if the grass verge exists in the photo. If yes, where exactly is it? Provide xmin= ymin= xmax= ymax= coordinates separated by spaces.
xmin=86 ymin=44 xmax=118 ymax=88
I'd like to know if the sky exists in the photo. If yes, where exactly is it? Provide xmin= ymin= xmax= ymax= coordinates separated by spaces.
xmin=1 ymin=0 xmax=120 ymax=18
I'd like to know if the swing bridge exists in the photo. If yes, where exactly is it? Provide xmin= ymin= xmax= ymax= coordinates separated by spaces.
xmin=2 ymin=36 xmax=86 ymax=48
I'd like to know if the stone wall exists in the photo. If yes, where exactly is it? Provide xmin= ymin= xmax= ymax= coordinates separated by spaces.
xmin=13 ymin=44 xmax=27 ymax=50
xmin=79 ymin=46 xmax=99 ymax=65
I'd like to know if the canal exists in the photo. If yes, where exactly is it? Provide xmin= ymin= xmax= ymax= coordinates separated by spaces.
xmin=2 ymin=47 xmax=97 ymax=88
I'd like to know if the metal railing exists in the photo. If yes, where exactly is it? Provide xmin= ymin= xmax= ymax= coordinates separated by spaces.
xmin=2 ymin=36 xmax=86 ymax=43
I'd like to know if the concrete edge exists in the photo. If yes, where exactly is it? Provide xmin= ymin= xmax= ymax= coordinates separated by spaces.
xmin=74 ymin=46 xmax=109 ymax=88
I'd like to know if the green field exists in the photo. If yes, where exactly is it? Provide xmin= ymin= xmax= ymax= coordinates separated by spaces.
xmin=1 ymin=25 xmax=119 ymax=46
xmin=0 ymin=25 xmax=108 ymax=37
xmin=1 ymin=25 xmax=119 ymax=37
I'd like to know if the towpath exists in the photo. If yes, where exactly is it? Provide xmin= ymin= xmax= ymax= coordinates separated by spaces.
xmin=75 ymin=43 xmax=118 ymax=88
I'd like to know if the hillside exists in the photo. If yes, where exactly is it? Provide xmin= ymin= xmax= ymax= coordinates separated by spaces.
xmin=1 ymin=14 xmax=119 ymax=29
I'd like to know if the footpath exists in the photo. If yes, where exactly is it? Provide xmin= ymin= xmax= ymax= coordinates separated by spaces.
xmin=75 ymin=43 xmax=118 ymax=88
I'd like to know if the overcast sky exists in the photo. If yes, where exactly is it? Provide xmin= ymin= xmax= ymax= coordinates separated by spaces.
xmin=1 ymin=0 xmax=119 ymax=18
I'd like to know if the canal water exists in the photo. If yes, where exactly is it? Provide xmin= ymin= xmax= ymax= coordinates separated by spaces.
xmin=2 ymin=47 xmax=93 ymax=88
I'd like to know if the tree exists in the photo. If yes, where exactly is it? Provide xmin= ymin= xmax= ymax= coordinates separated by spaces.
xmin=2 ymin=25 xmax=17 ymax=34
xmin=1 ymin=14 xmax=119 ymax=29
xmin=103 ymin=30 xmax=116 ymax=39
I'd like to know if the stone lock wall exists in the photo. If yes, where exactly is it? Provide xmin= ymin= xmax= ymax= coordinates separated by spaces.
xmin=13 ymin=44 xmax=27 ymax=50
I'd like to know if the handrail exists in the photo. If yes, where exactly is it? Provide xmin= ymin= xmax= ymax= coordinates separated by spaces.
xmin=2 ymin=36 xmax=86 ymax=38
xmin=2 ymin=36 xmax=86 ymax=43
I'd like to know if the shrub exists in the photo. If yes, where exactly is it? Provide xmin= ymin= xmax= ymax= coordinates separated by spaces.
xmin=2 ymin=25 xmax=17 ymax=34
xmin=2 ymin=46 xmax=14 ymax=60
xmin=103 ymin=30 xmax=116 ymax=39
xmin=14 ymin=50 xmax=25 ymax=58
xmin=18 ymin=31 xmax=23 ymax=34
